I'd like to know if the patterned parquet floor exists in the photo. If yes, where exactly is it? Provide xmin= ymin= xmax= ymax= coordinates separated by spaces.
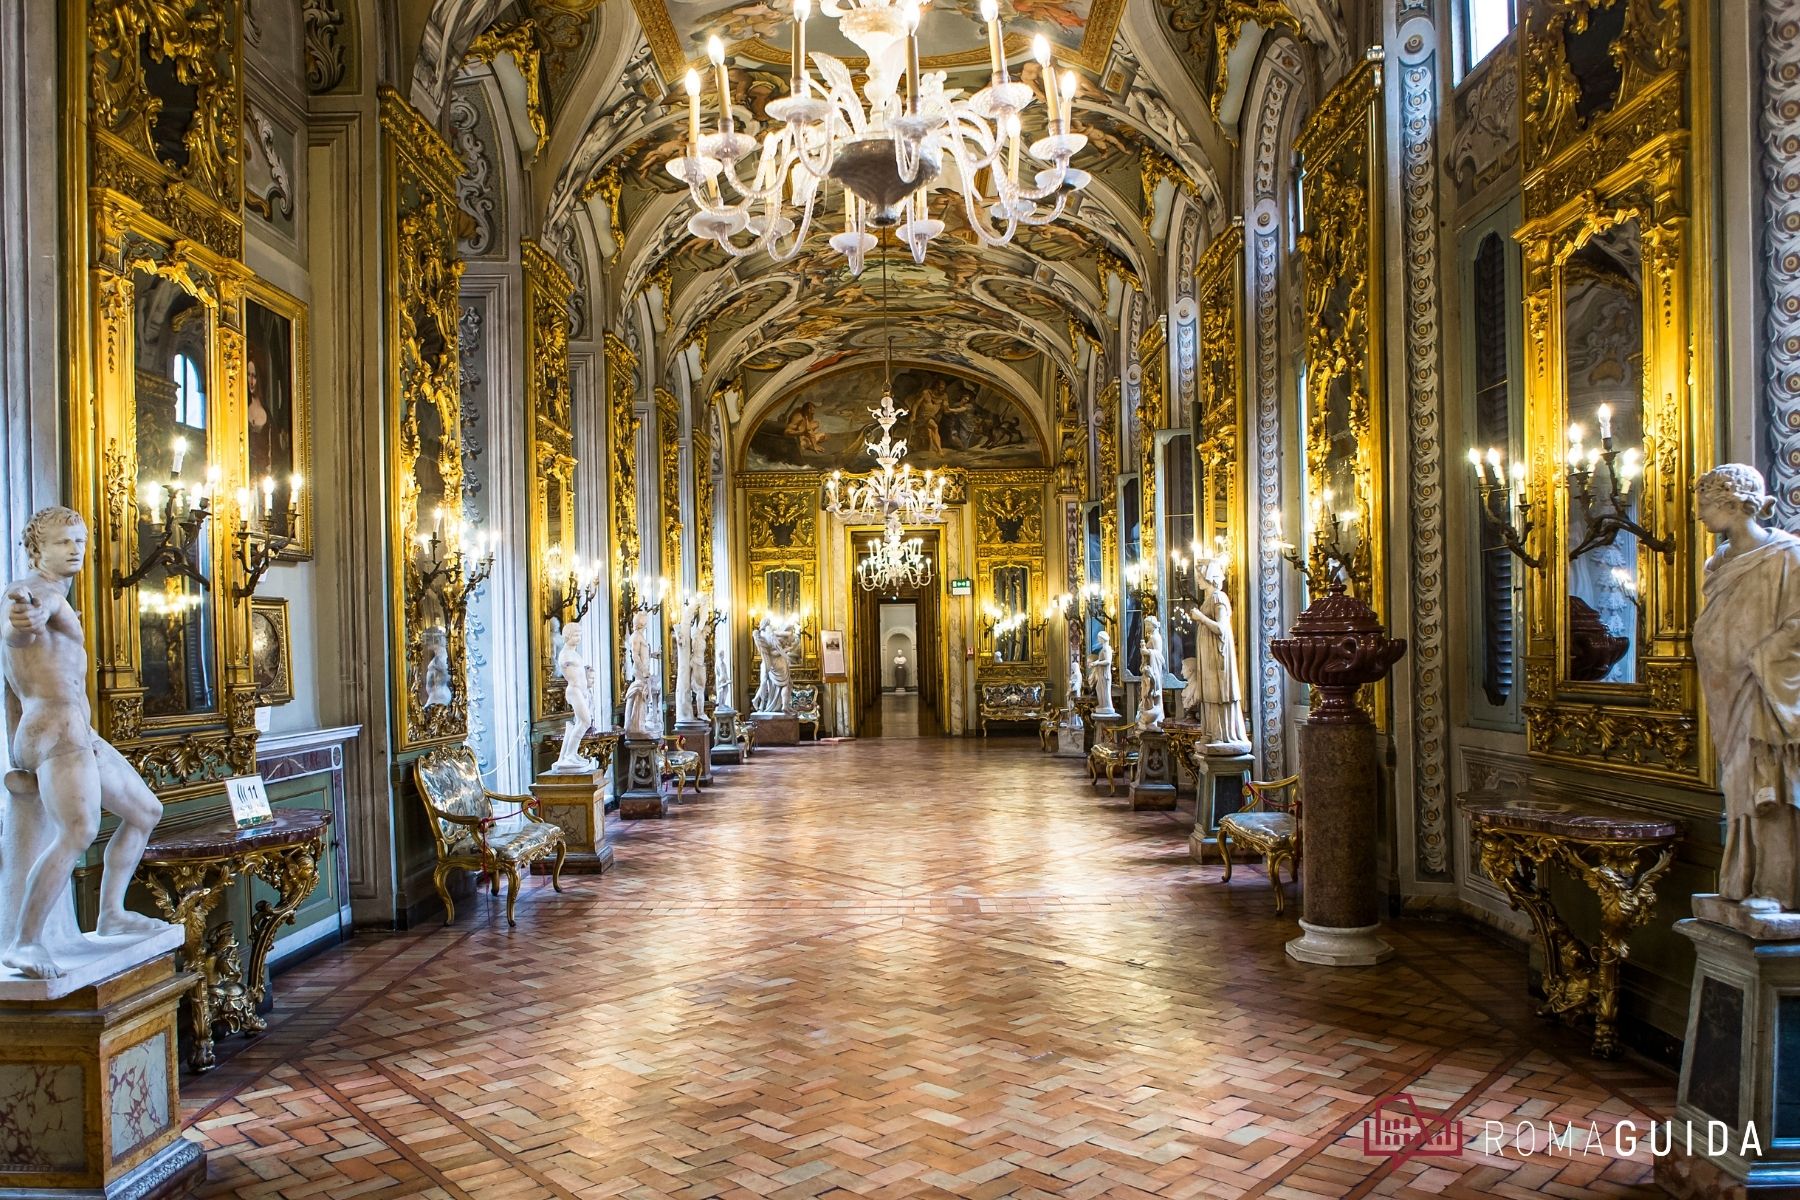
xmin=180 ymin=736 xmax=1674 ymax=1199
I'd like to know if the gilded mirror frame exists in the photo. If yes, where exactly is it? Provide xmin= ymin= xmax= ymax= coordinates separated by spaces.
xmin=741 ymin=473 xmax=821 ymax=677
xmin=523 ymin=239 xmax=577 ymax=729
xmin=1515 ymin=0 xmax=1709 ymax=786
xmin=972 ymin=472 xmax=1049 ymax=683
xmin=69 ymin=0 xmax=258 ymax=797
xmin=380 ymin=88 xmax=471 ymax=753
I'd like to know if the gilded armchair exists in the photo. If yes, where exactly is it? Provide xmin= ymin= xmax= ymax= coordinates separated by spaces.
xmin=413 ymin=746 xmax=567 ymax=926
xmin=1217 ymin=774 xmax=1301 ymax=914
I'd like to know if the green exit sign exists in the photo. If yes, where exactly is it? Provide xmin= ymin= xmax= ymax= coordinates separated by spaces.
xmin=950 ymin=578 xmax=972 ymax=596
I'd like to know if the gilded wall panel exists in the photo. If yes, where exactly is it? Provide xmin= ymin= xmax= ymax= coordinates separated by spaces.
xmin=522 ymin=238 xmax=576 ymax=726
xmin=972 ymin=471 xmax=1050 ymax=683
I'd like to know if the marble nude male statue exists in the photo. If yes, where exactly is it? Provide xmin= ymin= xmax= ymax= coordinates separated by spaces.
xmin=552 ymin=624 xmax=597 ymax=772
xmin=1 ymin=507 xmax=167 ymax=979
xmin=687 ymin=603 xmax=709 ymax=722
xmin=1692 ymin=465 xmax=1800 ymax=915
xmin=623 ymin=611 xmax=662 ymax=740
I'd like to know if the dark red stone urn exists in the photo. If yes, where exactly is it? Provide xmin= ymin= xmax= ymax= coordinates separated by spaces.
xmin=1270 ymin=583 xmax=1407 ymax=966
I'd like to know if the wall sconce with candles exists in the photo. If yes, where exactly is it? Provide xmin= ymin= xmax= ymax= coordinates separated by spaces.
xmin=1466 ymin=445 xmax=1543 ymax=569
xmin=114 ymin=436 xmax=217 ymax=594
xmin=1274 ymin=490 xmax=1362 ymax=589
xmin=1122 ymin=559 xmax=1158 ymax=610
xmin=545 ymin=546 xmax=603 ymax=624
xmin=980 ymin=602 xmax=1043 ymax=661
xmin=412 ymin=508 xmax=497 ymax=624
xmin=1565 ymin=405 xmax=1672 ymax=560
xmin=231 ymin=473 xmax=305 ymax=598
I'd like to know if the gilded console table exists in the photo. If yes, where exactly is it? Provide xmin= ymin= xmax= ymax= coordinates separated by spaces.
xmin=1459 ymin=791 xmax=1678 ymax=1058
xmin=136 ymin=809 xmax=331 ymax=1072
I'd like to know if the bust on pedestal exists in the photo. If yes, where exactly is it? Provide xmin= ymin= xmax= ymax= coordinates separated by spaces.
xmin=0 ymin=507 xmax=202 ymax=1195
xmin=1662 ymin=466 xmax=1800 ymax=1198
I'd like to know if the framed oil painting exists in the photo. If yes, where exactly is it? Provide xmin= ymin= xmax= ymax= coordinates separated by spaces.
xmin=244 ymin=280 xmax=313 ymax=558
xmin=251 ymin=597 xmax=295 ymax=706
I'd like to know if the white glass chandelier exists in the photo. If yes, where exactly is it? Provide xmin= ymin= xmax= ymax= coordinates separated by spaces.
xmin=666 ymin=0 xmax=1089 ymax=274
xmin=858 ymin=511 xmax=933 ymax=591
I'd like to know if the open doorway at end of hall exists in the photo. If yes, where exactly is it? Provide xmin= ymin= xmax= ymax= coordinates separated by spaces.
xmin=853 ymin=547 xmax=941 ymax=737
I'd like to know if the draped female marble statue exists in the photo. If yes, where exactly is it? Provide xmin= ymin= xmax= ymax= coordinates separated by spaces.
xmin=686 ymin=603 xmax=710 ymax=722
xmin=1136 ymin=614 xmax=1166 ymax=731
xmin=551 ymin=624 xmax=597 ymax=772
xmin=2 ymin=507 xmax=168 ymax=980
xmin=752 ymin=616 xmax=794 ymax=714
xmin=751 ymin=617 xmax=775 ymax=712
xmin=713 ymin=619 xmax=733 ymax=712
xmin=1190 ymin=559 xmax=1252 ymax=754
xmin=1088 ymin=628 xmax=1118 ymax=717
xmin=622 ymin=611 xmax=662 ymax=739
xmin=674 ymin=598 xmax=698 ymax=724
xmin=1693 ymin=464 xmax=1800 ymax=916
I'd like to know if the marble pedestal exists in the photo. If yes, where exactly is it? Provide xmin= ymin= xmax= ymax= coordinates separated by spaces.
xmin=1656 ymin=918 xmax=1800 ymax=1198
xmin=712 ymin=708 xmax=743 ymax=765
xmin=749 ymin=712 xmax=799 ymax=746
xmin=1128 ymin=729 xmax=1178 ymax=811
xmin=1285 ymin=720 xmax=1392 ymax=966
xmin=1053 ymin=714 xmax=1085 ymax=758
xmin=675 ymin=719 xmax=713 ymax=784
xmin=1188 ymin=751 xmax=1255 ymax=862
xmin=0 ymin=949 xmax=205 ymax=1199
xmin=530 ymin=767 xmax=613 ymax=873
xmin=614 ymin=735 xmax=670 ymax=820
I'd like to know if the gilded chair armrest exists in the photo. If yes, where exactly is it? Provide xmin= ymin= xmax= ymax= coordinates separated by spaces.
xmin=484 ymin=789 xmax=545 ymax=822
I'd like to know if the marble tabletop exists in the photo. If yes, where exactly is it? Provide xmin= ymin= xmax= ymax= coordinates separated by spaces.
xmin=141 ymin=808 xmax=332 ymax=862
xmin=1456 ymin=788 xmax=1679 ymax=842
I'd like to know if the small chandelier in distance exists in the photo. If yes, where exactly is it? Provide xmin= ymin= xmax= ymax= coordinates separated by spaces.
xmin=667 ymin=0 xmax=1089 ymax=274
xmin=858 ymin=511 xmax=933 ymax=591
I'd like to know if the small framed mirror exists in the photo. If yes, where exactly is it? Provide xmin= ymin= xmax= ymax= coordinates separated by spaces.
xmin=991 ymin=564 xmax=1031 ymax=663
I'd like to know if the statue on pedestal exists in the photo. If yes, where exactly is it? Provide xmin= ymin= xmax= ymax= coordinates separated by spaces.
xmin=551 ymin=625 xmax=596 ymax=772
xmin=1136 ymin=614 xmax=1165 ymax=731
xmin=752 ymin=616 xmax=794 ymax=714
xmin=622 ymin=611 xmax=662 ymax=739
xmin=687 ymin=603 xmax=710 ymax=721
xmin=1692 ymin=465 xmax=1800 ymax=919
xmin=420 ymin=625 xmax=453 ymax=707
xmin=674 ymin=598 xmax=698 ymax=724
xmin=1088 ymin=629 xmax=1118 ymax=717
xmin=1190 ymin=559 xmax=1252 ymax=754
xmin=1 ymin=507 xmax=169 ymax=980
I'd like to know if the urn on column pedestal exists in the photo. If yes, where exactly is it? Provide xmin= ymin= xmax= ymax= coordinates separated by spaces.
xmin=1269 ymin=583 xmax=1406 ymax=967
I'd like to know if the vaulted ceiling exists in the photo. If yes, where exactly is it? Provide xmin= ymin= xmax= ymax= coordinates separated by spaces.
xmin=406 ymin=0 xmax=1346 ymax=442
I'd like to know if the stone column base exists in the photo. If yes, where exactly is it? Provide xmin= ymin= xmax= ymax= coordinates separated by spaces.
xmin=0 ymin=950 xmax=205 ymax=1198
xmin=675 ymin=719 xmax=713 ymax=784
xmin=530 ymin=767 xmax=613 ymax=874
xmin=748 ymin=713 xmax=799 ymax=746
xmin=1285 ymin=920 xmax=1393 ymax=967
xmin=614 ymin=735 xmax=669 ymax=820
xmin=1128 ymin=728 xmax=1178 ymax=811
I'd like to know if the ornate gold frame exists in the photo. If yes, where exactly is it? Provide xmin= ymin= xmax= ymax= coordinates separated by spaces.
xmin=379 ymin=87 xmax=470 ymax=753
xmin=241 ymin=276 xmax=314 ymax=560
xmin=1134 ymin=319 xmax=1167 ymax=572
xmin=741 ymin=473 xmax=821 ymax=675
xmin=1295 ymin=58 xmax=1386 ymax=614
xmin=972 ymin=472 xmax=1050 ymax=684
xmin=522 ymin=239 xmax=576 ymax=726
xmin=1095 ymin=378 xmax=1121 ymax=604
xmin=1516 ymin=0 xmax=1709 ymax=785
xmin=606 ymin=331 xmax=640 ymax=694
xmin=70 ymin=0 xmax=259 ymax=796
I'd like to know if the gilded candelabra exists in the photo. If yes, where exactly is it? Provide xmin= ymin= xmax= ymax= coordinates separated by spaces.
xmin=980 ymin=604 xmax=1043 ymax=660
xmin=1466 ymin=446 xmax=1542 ymax=569
xmin=546 ymin=548 xmax=602 ymax=623
xmin=1122 ymin=559 xmax=1158 ymax=611
xmin=412 ymin=521 xmax=496 ymax=626
xmin=231 ymin=474 xmax=305 ymax=598
xmin=115 ymin=464 xmax=218 ymax=594
xmin=1276 ymin=496 xmax=1361 ymax=590
xmin=1564 ymin=408 xmax=1671 ymax=561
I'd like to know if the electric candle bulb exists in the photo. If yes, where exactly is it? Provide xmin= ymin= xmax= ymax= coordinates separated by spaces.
xmin=236 ymin=487 xmax=252 ymax=518
xmin=261 ymin=475 xmax=275 ymax=515
xmin=1467 ymin=447 xmax=1484 ymax=472
xmin=1596 ymin=404 xmax=1613 ymax=441
xmin=980 ymin=0 xmax=1003 ymax=80
xmin=1033 ymin=35 xmax=1059 ymax=125
xmin=684 ymin=69 xmax=702 ymax=149
xmin=708 ymin=36 xmax=734 ymax=136
xmin=171 ymin=436 xmax=187 ymax=476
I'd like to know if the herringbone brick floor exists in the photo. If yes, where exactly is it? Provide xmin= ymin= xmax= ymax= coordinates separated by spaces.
xmin=179 ymin=737 xmax=1674 ymax=1198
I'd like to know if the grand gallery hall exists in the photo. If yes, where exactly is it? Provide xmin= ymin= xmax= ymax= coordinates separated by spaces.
xmin=2 ymin=1 xmax=1795 ymax=1197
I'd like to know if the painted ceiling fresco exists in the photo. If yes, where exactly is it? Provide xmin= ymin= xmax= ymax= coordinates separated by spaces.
xmin=744 ymin=365 xmax=1046 ymax=471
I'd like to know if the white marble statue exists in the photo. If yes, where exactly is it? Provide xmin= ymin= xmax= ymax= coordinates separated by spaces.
xmin=1190 ymin=560 xmax=1252 ymax=754
xmin=1693 ymin=465 xmax=1800 ymax=914
xmin=552 ymin=625 xmax=597 ymax=772
xmin=1088 ymin=628 xmax=1118 ymax=717
xmin=622 ymin=611 xmax=662 ymax=739
xmin=1066 ymin=644 xmax=1083 ymax=706
xmin=674 ymin=598 xmax=698 ymax=724
xmin=1 ymin=507 xmax=169 ymax=980
xmin=753 ymin=617 xmax=795 ymax=715
xmin=751 ymin=617 xmax=774 ymax=712
xmin=687 ymin=604 xmax=710 ymax=722
xmin=713 ymin=621 xmax=734 ymax=713
xmin=1136 ymin=614 xmax=1166 ymax=731
xmin=420 ymin=625 xmax=453 ymax=707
